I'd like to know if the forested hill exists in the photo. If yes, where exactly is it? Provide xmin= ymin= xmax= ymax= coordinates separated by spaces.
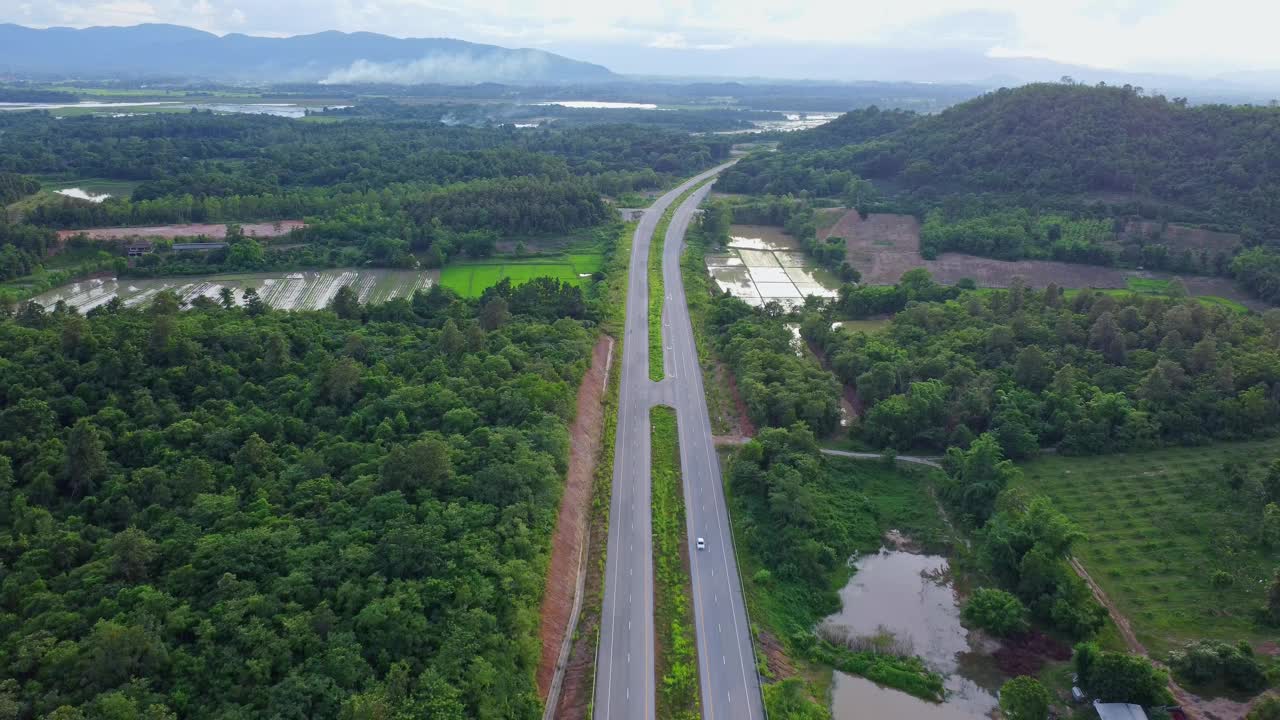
xmin=0 ymin=23 xmax=615 ymax=84
xmin=723 ymin=83 xmax=1280 ymax=237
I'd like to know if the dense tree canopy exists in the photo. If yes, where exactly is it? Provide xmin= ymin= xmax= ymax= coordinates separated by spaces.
xmin=0 ymin=284 xmax=596 ymax=719
xmin=806 ymin=275 xmax=1280 ymax=455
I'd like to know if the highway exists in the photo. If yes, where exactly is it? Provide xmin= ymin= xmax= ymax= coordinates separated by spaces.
xmin=659 ymin=179 xmax=764 ymax=720
xmin=593 ymin=162 xmax=761 ymax=720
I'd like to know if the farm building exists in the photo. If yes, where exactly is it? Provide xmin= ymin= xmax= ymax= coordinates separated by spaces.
xmin=1093 ymin=701 xmax=1148 ymax=720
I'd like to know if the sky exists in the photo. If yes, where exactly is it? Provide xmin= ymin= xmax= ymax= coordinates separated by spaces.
xmin=5 ymin=0 xmax=1280 ymax=77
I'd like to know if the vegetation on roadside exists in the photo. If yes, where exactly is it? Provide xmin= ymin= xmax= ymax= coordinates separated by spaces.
xmin=648 ymin=179 xmax=713 ymax=381
xmin=725 ymin=425 xmax=948 ymax=703
xmin=650 ymin=407 xmax=700 ymax=720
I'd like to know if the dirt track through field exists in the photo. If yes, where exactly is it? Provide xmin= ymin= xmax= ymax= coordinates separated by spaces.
xmin=537 ymin=335 xmax=613 ymax=703
xmin=1070 ymin=558 xmax=1254 ymax=720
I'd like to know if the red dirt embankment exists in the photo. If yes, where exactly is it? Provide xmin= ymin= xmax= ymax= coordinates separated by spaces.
xmin=537 ymin=335 xmax=612 ymax=702
xmin=57 ymin=220 xmax=305 ymax=242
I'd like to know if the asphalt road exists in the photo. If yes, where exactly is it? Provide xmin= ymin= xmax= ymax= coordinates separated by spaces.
xmin=593 ymin=163 xmax=736 ymax=720
xmin=660 ymin=180 xmax=764 ymax=720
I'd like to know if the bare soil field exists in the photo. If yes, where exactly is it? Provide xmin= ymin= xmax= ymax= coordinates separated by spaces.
xmin=537 ymin=336 xmax=612 ymax=702
xmin=1124 ymin=220 xmax=1243 ymax=255
xmin=822 ymin=210 xmax=1266 ymax=310
xmin=58 ymin=220 xmax=305 ymax=241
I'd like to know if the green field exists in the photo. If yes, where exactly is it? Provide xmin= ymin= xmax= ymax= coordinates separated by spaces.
xmin=1016 ymin=440 xmax=1280 ymax=655
xmin=438 ymin=254 xmax=602 ymax=297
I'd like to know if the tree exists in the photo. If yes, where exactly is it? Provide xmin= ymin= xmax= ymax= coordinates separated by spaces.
xmin=439 ymin=318 xmax=464 ymax=356
xmin=479 ymin=297 xmax=510 ymax=331
xmin=962 ymin=588 xmax=1029 ymax=636
xmin=1265 ymin=568 xmax=1280 ymax=626
xmin=243 ymin=286 xmax=267 ymax=316
xmin=331 ymin=285 xmax=362 ymax=320
xmin=63 ymin=418 xmax=107 ymax=498
xmin=1080 ymin=648 xmax=1169 ymax=706
xmin=109 ymin=527 xmax=157 ymax=582
xmin=999 ymin=676 xmax=1051 ymax=720
xmin=943 ymin=434 xmax=1021 ymax=523
xmin=1248 ymin=695 xmax=1280 ymax=720
xmin=219 ymin=286 xmax=236 ymax=309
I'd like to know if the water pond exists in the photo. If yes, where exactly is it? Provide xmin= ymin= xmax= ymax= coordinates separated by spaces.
xmin=31 ymin=269 xmax=437 ymax=313
xmin=824 ymin=549 xmax=1002 ymax=720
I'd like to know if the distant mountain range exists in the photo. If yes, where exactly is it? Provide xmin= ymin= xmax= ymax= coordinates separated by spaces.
xmin=0 ymin=24 xmax=615 ymax=84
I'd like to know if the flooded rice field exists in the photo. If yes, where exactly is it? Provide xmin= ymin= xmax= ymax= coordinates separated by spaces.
xmin=706 ymin=225 xmax=841 ymax=307
xmin=824 ymin=549 xmax=1002 ymax=719
xmin=534 ymin=101 xmax=658 ymax=109
xmin=31 ymin=269 xmax=437 ymax=313
xmin=54 ymin=188 xmax=112 ymax=203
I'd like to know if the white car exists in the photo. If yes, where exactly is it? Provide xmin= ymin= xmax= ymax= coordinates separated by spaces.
xmin=696 ymin=537 xmax=706 ymax=551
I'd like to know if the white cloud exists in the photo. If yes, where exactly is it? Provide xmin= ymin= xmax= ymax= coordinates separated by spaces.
xmin=6 ymin=0 xmax=1280 ymax=74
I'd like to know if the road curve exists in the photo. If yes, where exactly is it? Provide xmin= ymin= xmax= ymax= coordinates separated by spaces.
xmin=593 ymin=163 xmax=734 ymax=720
xmin=660 ymin=179 xmax=766 ymax=720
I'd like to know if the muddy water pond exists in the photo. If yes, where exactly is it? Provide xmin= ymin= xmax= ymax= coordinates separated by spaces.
xmin=824 ymin=549 xmax=1002 ymax=719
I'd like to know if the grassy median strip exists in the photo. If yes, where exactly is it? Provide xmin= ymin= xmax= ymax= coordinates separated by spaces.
xmin=648 ymin=179 xmax=713 ymax=382
xmin=651 ymin=406 xmax=701 ymax=720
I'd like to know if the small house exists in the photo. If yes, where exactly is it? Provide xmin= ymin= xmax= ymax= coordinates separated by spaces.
xmin=1093 ymin=701 xmax=1148 ymax=720
xmin=125 ymin=241 xmax=153 ymax=257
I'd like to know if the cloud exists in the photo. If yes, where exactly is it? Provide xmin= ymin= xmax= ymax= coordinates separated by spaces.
xmin=6 ymin=0 xmax=1280 ymax=75
xmin=647 ymin=33 xmax=732 ymax=51
xmin=320 ymin=51 xmax=552 ymax=84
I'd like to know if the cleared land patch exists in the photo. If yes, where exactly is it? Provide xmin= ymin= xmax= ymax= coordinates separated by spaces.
xmin=1016 ymin=440 xmax=1280 ymax=656
xmin=822 ymin=209 xmax=1266 ymax=310
xmin=57 ymin=220 xmax=306 ymax=242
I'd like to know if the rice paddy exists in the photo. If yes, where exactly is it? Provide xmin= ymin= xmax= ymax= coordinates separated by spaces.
xmin=31 ymin=269 xmax=437 ymax=313
xmin=439 ymin=254 xmax=603 ymax=297
xmin=705 ymin=225 xmax=841 ymax=307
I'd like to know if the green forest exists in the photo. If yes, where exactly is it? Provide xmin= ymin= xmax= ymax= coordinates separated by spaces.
xmin=719 ymin=82 xmax=1280 ymax=303
xmin=0 ymin=110 xmax=730 ymax=292
xmin=0 ymin=280 xmax=597 ymax=719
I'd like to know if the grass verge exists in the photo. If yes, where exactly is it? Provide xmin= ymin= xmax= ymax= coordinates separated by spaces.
xmin=651 ymin=406 xmax=701 ymax=720
xmin=649 ymin=180 xmax=713 ymax=382
xmin=1015 ymin=438 xmax=1280 ymax=656
xmin=679 ymin=219 xmax=739 ymax=434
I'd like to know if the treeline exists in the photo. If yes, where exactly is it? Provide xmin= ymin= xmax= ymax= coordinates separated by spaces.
xmin=708 ymin=296 xmax=843 ymax=435
xmin=727 ymin=83 xmax=1280 ymax=238
xmin=806 ymin=272 xmax=1280 ymax=456
xmin=0 ymin=172 xmax=40 ymax=205
xmin=0 ymin=282 xmax=598 ymax=719
xmin=0 ymin=111 xmax=730 ymax=199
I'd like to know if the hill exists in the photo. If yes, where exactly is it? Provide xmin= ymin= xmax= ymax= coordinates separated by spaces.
xmin=723 ymin=83 xmax=1280 ymax=238
xmin=0 ymin=23 xmax=615 ymax=84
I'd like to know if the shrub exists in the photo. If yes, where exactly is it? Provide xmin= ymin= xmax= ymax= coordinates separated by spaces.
xmin=999 ymin=676 xmax=1051 ymax=720
xmin=1167 ymin=640 xmax=1267 ymax=692
xmin=962 ymin=588 xmax=1030 ymax=637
